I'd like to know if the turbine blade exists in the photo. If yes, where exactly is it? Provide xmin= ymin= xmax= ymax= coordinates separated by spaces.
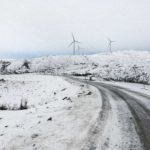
xmin=68 ymin=41 xmax=74 ymax=47
xmin=75 ymin=41 xmax=81 ymax=43
xmin=72 ymin=33 xmax=75 ymax=41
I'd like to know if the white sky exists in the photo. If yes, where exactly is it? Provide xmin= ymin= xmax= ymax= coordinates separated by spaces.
xmin=0 ymin=0 xmax=150 ymax=58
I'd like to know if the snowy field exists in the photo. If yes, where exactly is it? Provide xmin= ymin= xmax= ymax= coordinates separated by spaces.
xmin=0 ymin=74 xmax=101 ymax=150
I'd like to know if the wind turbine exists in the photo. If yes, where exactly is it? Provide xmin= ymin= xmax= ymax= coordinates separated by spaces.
xmin=68 ymin=33 xmax=81 ymax=55
xmin=107 ymin=37 xmax=116 ymax=53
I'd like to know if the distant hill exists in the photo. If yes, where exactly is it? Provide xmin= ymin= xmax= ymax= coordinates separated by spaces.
xmin=1 ymin=50 xmax=150 ymax=84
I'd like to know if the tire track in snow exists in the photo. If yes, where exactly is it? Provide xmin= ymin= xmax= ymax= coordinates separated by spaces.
xmin=98 ymin=83 xmax=150 ymax=150
xmin=81 ymin=85 xmax=111 ymax=150
xmin=92 ymin=83 xmax=143 ymax=150
xmin=100 ymin=82 xmax=150 ymax=101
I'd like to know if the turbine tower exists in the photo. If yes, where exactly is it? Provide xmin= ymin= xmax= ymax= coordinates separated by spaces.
xmin=107 ymin=37 xmax=116 ymax=53
xmin=68 ymin=33 xmax=80 ymax=55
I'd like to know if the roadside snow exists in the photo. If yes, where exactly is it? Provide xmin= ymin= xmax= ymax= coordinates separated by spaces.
xmin=101 ymin=81 xmax=150 ymax=96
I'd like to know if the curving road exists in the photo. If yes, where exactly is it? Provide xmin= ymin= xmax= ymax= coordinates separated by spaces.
xmin=95 ymin=82 xmax=150 ymax=150
xmin=71 ymin=77 xmax=150 ymax=150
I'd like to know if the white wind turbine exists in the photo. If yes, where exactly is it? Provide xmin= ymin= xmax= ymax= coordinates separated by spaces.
xmin=68 ymin=33 xmax=81 ymax=55
xmin=107 ymin=37 xmax=116 ymax=53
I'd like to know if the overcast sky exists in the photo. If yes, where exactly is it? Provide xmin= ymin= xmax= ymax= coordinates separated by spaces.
xmin=0 ymin=0 xmax=150 ymax=58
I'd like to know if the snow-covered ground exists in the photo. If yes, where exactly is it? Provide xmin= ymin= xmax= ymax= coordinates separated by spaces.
xmin=1 ymin=74 xmax=146 ymax=150
xmin=0 ymin=74 xmax=80 ymax=109
xmin=0 ymin=50 xmax=150 ymax=149
xmin=0 ymin=74 xmax=101 ymax=150
xmin=1 ymin=50 xmax=150 ymax=84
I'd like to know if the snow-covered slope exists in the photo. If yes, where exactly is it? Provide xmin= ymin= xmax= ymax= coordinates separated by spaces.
xmin=1 ymin=50 xmax=150 ymax=84
xmin=0 ymin=74 xmax=101 ymax=150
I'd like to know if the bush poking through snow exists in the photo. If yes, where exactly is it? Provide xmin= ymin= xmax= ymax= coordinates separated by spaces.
xmin=0 ymin=104 xmax=8 ymax=110
xmin=47 ymin=117 xmax=52 ymax=121
xmin=0 ymin=61 xmax=11 ymax=73
xmin=21 ymin=60 xmax=30 ymax=69
xmin=0 ymin=78 xmax=6 ymax=82
xmin=20 ymin=99 xmax=28 ymax=110
xmin=31 ymin=134 xmax=39 ymax=139
xmin=0 ymin=99 xmax=28 ymax=110
xmin=86 ymin=91 xmax=92 ymax=95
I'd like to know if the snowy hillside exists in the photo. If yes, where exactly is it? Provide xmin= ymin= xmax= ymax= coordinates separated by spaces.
xmin=0 ymin=50 xmax=150 ymax=84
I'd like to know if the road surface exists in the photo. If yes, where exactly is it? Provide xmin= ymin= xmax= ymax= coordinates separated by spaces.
xmin=71 ymin=78 xmax=150 ymax=150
